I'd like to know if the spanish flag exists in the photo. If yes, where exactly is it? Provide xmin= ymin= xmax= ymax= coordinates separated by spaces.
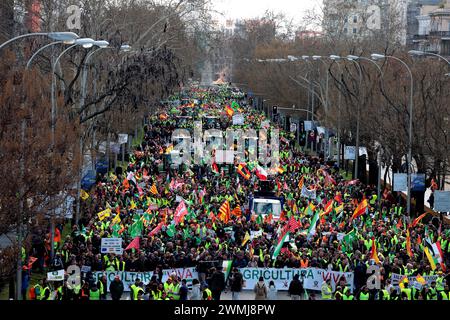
xmin=320 ymin=200 xmax=334 ymax=217
xmin=218 ymin=200 xmax=231 ymax=223
xmin=351 ymin=199 xmax=368 ymax=220
xmin=298 ymin=177 xmax=304 ymax=190
xmin=225 ymin=105 xmax=234 ymax=117
xmin=370 ymin=237 xmax=380 ymax=264
xmin=150 ymin=183 xmax=158 ymax=195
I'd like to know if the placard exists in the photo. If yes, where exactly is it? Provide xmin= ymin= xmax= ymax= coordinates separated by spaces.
xmin=411 ymin=174 xmax=426 ymax=192
xmin=290 ymin=123 xmax=297 ymax=132
xmin=215 ymin=150 xmax=234 ymax=164
xmin=101 ymin=238 xmax=123 ymax=255
xmin=47 ymin=269 xmax=65 ymax=281
xmin=344 ymin=146 xmax=356 ymax=160
xmin=393 ymin=173 xmax=408 ymax=192
xmin=232 ymin=114 xmax=245 ymax=125
xmin=434 ymin=191 xmax=450 ymax=212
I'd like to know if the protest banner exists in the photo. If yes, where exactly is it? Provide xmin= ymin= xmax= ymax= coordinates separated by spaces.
xmin=239 ymin=268 xmax=354 ymax=292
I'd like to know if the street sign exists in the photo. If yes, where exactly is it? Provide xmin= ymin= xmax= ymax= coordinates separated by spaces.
xmin=393 ymin=173 xmax=408 ymax=191
xmin=101 ymin=238 xmax=123 ymax=255
xmin=411 ymin=174 xmax=426 ymax=192
xmin=118 ymin=134 xmax=128 ymax=145
xmin=434 ymin=191 xmax=450 ymax=212
xmin=344 ymin=146 xmax=356 ymax=160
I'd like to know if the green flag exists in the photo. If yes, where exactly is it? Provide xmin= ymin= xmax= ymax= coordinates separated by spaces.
xmin=166 ymin=223 xmax=176 ymax=238
xmin=306 ymin=211 xmax=320 ymax=239
xmin=129 ymin=220 xmax=143 ymax=238
xmin=272 ymin=230 xmax=289 ymax=259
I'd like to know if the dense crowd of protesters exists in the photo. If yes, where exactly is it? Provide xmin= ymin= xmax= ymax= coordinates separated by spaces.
xmin=22 ymin=85 xmax=450 ymax=300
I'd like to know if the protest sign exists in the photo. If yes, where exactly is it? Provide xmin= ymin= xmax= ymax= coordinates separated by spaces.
xmin=47 ymin=269 xmax=65 ymax=281
xmin=101 ymin=238 xmax=123 ymax=255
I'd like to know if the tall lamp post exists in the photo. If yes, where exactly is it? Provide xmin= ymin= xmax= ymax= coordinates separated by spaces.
xmin=347 ymin=55 xmax=384 ymax=210
xmin=371 ymin=53 xmax=414 ymax=216
xmin=330 ymin=55 xmax=344 ymax=168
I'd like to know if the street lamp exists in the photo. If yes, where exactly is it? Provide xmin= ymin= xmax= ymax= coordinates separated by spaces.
xmin=329 ymin=55 xmax=343 ymax=168
xmin=408 ymin=50 xmax=450 ymax=66
xmin=345 ymin=55 xmax=363 ymax=180
xmin=371 ymin=53 xmax=414 ymax=217
xmin=0 ymin=32 xmax=79 ymax=50
xmin=347 ymin=55 xmax=385 ymax=210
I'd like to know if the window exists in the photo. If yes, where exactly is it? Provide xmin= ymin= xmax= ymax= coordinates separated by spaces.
xmin=353 ymin=16 xmax=358 ymax=23
xmin=353 ymin=28 xmax=357 ymax=34
xmin=344 ymin=28 xmax=348 ymax=34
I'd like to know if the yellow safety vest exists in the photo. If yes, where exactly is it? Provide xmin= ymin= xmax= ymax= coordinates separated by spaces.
xmin=204 ymin=288 xmax=212 ymax=300
xmin=440 ymin=291 xmax=449 ymax=300
xmin=359 ymin=292 xmax=370 ymax=300
xmin=343 ymin=294 xmax=354 ymax=300
xmin=401 ymin=288 xmax=412 ymax=300
xmin=321 ymin=284 xmax=332 ymax=300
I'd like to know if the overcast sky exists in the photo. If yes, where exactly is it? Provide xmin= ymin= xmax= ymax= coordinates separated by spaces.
xmin=210 ymin=0 xmax=322 ymax=24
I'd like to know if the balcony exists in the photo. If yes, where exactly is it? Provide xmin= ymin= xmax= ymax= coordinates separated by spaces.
xmin=429 ymin=31 xmax=450 ymax=38
xmin=413 ymin=34 xmax=429 ymax=40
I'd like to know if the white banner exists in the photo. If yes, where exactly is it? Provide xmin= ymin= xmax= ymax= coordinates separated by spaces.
xmin=47 ymin=269 xmax=65 ymax=281
xmin=101 ymin=238 xmax=123 ymax=255
xmin=232 ymin=114 xmax=245 ymax=125
xmin=118 ymin=134 xmax=128 ymax=145
xmin=391 ymin=273 xmax=438 ymax=291
xmin=239 ymin=268 xmax=354 ymax=292
xmin=93 ymin=267 xmax=198 ymax=292
xmin=301 ymin=185 xmax=317 ymax=200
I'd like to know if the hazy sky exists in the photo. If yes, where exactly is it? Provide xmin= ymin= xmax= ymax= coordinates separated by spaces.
xmin=211 ymin=0 xmax=322 ymax=24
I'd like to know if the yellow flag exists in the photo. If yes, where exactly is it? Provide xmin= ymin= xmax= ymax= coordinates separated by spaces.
xmin=130 ymin=200 xmax=137 ymax=210
xmin=111 ymin=214 xmax=121 ymax=226
xmin=80 ymin=189 xmax=89 ymax=201
xmin=416 ymin=274 xmax=426 ymax=285
xmin=242 ymin=232 xmax=250 ymax=246
xmin=97 ymin=208 xmax=111 ymax=221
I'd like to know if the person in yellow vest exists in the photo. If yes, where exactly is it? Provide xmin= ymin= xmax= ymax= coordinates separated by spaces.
xmin=30 ymin=283 xmax=43 ymax=300
xmin=427 ymin=281 xmax=438 ymax=300
xmin=321 ymin=279 xmax=333 ymax=300
xmin=130 ymin=278 xmax=143 ymax=301
xmin=438 ymin=284 xmax=449 ymax=301
xmin=401 ymin=282 xmax=412 ymax=300
xmin=380 ymin=286 xmax=390 ymax=300
xmin=98 ymin=275 xmax=107 ymax=300
xmin=40 ymin=279 xmax=52 ymax=300
xmin=334 ymin=286 xmax=343 ymax=300
xmin=114 ymin=256 xmax=126 ymax=272
xmin=164 ymin=276 xmax=173 ymax=298
xmin=358 ymin=286 xmax=370 ymax=300
xmin=342 ymin=290 xmax=354 ymax=300
xmin=89 ymin=284 xmax=101 ymax=300
xmin=171 ymin=276 xmax=181 ymax=300
xmin=151 ymin=284 xmax=163 ymax=300
xmin=436 ymin=271 xmax=445 ymax=293
xmin=203 ymin=284 xmax=213 ymax=300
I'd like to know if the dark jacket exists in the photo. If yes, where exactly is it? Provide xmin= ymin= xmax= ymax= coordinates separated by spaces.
xmin=288 ymin=279 xmax=304 ymax=295
xmin=230 ymin=272 xmax=244 ymax=292
xmin=109 ymin=279 xmax=124 ymax=300
xmin=210 ymin=271 xmax=226 ymax=292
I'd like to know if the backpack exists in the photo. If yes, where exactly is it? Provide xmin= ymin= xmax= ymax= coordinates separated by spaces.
xmin=256 ymin=283 xmax=265 ymax=296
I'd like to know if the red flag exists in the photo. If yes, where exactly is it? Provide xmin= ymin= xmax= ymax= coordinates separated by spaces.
xmin=149 ymin=222 xmax=164 ymax=237
xmin=334 ymin=193 xmax=343 ymax=204
xmin=320 ymin=200 xmax=334 ymax=217
xmin=173 ymin=200 xmax=188 ymax=225
xmin=54 ymin=228 xmax=61 ymax=243
xmin=410 ymin=213 xmax=428 ymax=228
xmin=125 ymin=237 xmax=140 ymax=251
xmin=122 ymin=178 xmax=130 ymax=190
xmin=406 ymin=229 xmax=413 ymax=258
xmin=288 ymin=216 xmax=301 ymax=233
